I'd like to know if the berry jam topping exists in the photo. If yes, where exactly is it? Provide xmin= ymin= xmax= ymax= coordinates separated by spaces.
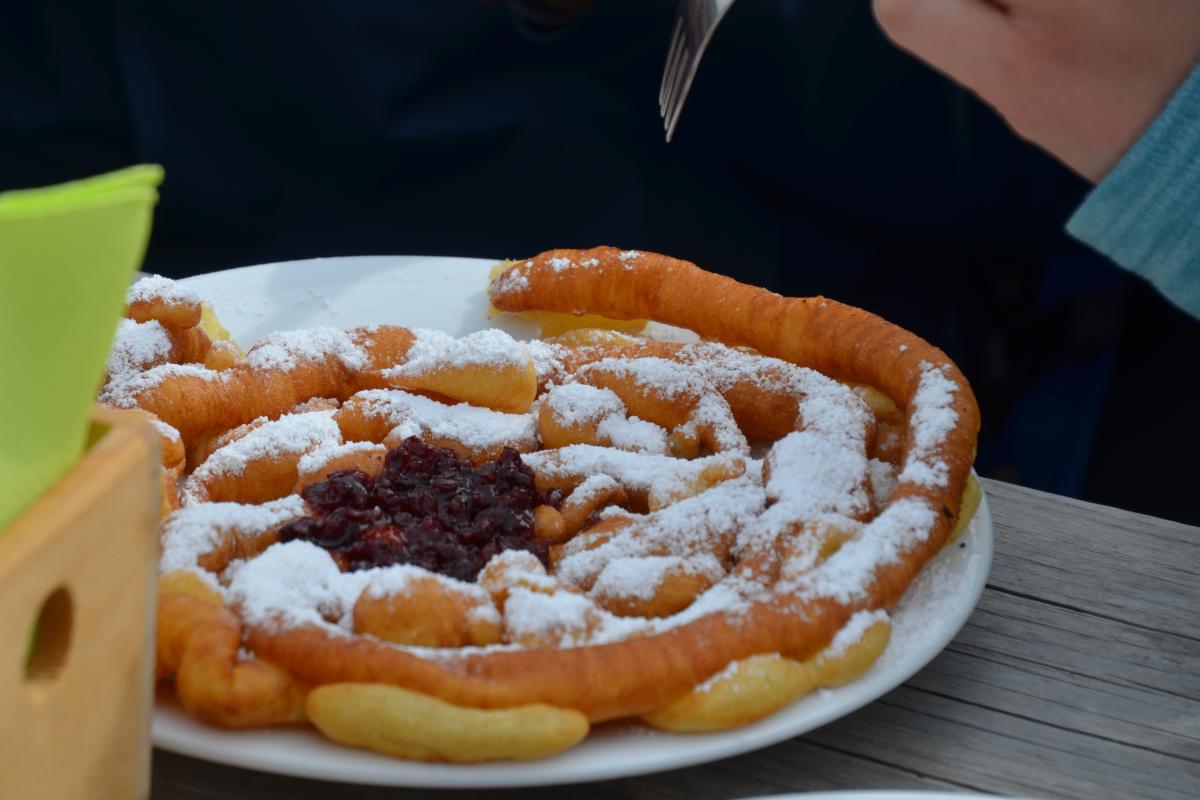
xmin=278 ymin=437 xmax=551 ymax=581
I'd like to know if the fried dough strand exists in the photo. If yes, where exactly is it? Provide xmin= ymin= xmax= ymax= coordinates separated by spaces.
xmin=113 ymin=326 xmax=416 ymax=441
xmin=490 ymin=247 xmax=978 ymax=546
xmin=146 ymin=247 xmax=983 ymax=756
xmin=157 ymin=592 xmax=306 ymax=728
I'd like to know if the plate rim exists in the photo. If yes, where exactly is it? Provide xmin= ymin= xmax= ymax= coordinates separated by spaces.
xmin=154 ymin=255 xmax=994 ymax=788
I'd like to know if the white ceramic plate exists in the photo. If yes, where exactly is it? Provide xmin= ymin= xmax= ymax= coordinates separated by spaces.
xmin=155 ymin=256 xmax=994 ymax=788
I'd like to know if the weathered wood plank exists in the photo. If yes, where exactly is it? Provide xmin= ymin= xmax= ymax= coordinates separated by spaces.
xmin=958 ymin=589 xmax=1200 ymax=701
xmin=637 ymin=737 xmax=972 ymax=797
xmin=805 ymin=687 xmax=1200 ymax=800
xmin=983 ymin=479 xmax=1200 ymax=639
xmin=913 ymin=648 xmax=1200 ymax=760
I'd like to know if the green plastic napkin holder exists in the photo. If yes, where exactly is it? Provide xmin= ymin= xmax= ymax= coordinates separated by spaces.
xmin=0 ymin=165 xmax=164 ymax=531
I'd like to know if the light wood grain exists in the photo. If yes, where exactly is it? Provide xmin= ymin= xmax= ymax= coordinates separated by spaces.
xmin=1 ymin=408 xmax=161 ymax=800
xmin=150 ymin=478 xmax=1200 ymax=800
xmin=984 ymin=480 xmax=1200 ymax=640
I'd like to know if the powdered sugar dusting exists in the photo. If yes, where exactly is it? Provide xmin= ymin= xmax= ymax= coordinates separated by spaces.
xmin=576 ymin=357 xmax=749 ymax=453
xmin=581 ymin=357 xmax=706 ymax=400
xmin=99 ymin=362 xmax=219 ymax=408
xmin=527 ymin=340 xmax=567 ymax=385
xmin=867 ymin=458 xmax=900 ymax=508
xmin=566 ymin=474 xmax=623 ymax=507
xmin=596 ymin=415 xmax=669 ymax=454
xmin=544 ymin=383 xmax=625 ymax=426
xmin=824 ymin=608 xmax=888 ymax=658
xmin=160 ymin=495 xmax=306 ymax=575
xmin=362 ymin=563 xmax=494 ymax=608
xmin=875 ymin=542 xmax=981 ymax=672
xmin=543 ymin=383 xmax=670 ymax=454
xmin=555 ymin=473 xmax=765 ymax=591
xmin=297 ymin=440 xmax=384 ymax=476
xmin=244 ymin=328 xmax=368 ymax=374
xmin=763 ymin=431 xmax=871 ymax=522
xmin=591 ymin=553 xmax=724 ymax=602
xmin=151 ymin=418 xmax=182 ymax=447
xmin=899 ymin=362 xmax=959 ymax=488
xmin=106 ymin=318 xmax=173 ymax=386
xmin=383 ymin=328 xmax=528 ymax=378
xmin=490 ymin=263 xmax=530 ymax=297
xmin=350 ymin=389 xmax=537 ymax=452
xmin=525 ymin=445 xmax=745 ymax=504
xmin=500 ymin=588 xmax=595 ymax=645
xmin=127 ymin=274 xmax=200 ymax=307
xmin=784 ymin=496 xmax=938 ymax=604
xmin=227 ymin=540 xmax=371 ymax=630
xmin=183 ymin=410 xmax=341 ymax=501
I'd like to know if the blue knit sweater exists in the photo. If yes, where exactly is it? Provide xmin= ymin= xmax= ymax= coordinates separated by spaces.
xmin=1068 ymin=64 xmax=1200 ymax=318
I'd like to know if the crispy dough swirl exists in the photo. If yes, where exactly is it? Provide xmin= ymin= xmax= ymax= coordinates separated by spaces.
xmin=238 ymin=247 xmax=981 ymax=723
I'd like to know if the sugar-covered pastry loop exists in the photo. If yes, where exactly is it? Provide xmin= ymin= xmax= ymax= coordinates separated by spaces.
xmin=336 ymin=389 xmax=539 ymax=464
xmin=568 ymin=358 xmax=748 ymax=457
xmin=106 ymin=318 xmax=212 ymax=387
xmin=538 ymin=383 xmax=670 ymax=455
xmin=125 ymin=274 xmax=203 ymax=330
xmin=102 ymin=324 xmax=543 ymax=444
xmin=181 ymin=410 xmax=344 ymax=505
xmin=373 ymin=328 xmax=538 ymax=414
xmin=104 ymin=277 xmax=242 ymax=517
xmin=128 ymin=248 xmax=981 ymax=762
xmin=641 ymin=610 xmax=892 ymax=732
xmin=352 ymin=568 xmax=502 ymax=648
xmin=156 ymin=590 xmax=306 ymax=728
xmin=159 ymin=495 xmax=307 ymax=576
xmin=100 ymin=325 xmax=416 ymax=441
xmin=294 ymin=441 xmax=387 ymax=495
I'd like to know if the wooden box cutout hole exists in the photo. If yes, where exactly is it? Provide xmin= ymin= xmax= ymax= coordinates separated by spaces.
xmin=25 ymin=586 xmax=73 ymax=685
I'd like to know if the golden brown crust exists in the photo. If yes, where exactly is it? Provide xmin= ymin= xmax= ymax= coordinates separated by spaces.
xmin=154 ymin=247 xmax=982 ymax=744
xmin=248 ymin=247 xmax=981 ymax=722
xmin=164 ymin=323 xmax=213 ymax=365
xmin=158 ymin=593 xmax=306 ymax=728
xmin=491 ymin=247 xmax=979 ymax=528
xmin=127 ymin=294 xmax=203 ymax=330
xmin=353 ymin=577 xmax=502 ymax=648
xmin=130 ymin=326 xmax=417 ymax=441
xmin=245 ymin=597 xmax=847 ymax=722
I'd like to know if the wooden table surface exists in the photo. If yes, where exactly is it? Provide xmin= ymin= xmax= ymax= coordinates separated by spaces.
xmin=151 ymin=479 xmax=1200 ymax=800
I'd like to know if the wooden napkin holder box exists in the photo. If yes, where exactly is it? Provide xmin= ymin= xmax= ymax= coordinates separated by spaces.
xmin=0 ymin=407 xmax=161 ymax=800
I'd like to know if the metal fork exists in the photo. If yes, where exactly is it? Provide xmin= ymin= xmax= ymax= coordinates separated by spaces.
xmin=659 ymin=0 xmax=737 ymax=141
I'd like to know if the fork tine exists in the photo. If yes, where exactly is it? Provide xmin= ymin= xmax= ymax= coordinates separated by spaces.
xmin=662 ymin=39 xmax=691 ymax=120
xmin=661 ymin=0 xmax=736 ymax=141
xmin=660 ymin=46 xmax=681 ymax=115
xmin=664 ymin=46 xmax=699 ymax=139
xmin=663 ymin=43 xmax=692 ymax=131
xmin=661 ymin=35 xmax=689 ymax=115
xmin=665 ymin=81 xmax=689 ymax=139
xmin=659 ymin=19 xmax=684 ymax=108
xmin=667 ymin=71 xmax=686 ymax=131
xmin=667 ymin=54 xmax=696 ymax=123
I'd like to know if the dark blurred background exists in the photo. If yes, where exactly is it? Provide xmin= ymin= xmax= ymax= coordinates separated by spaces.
xmin=3 ymin=1 xmax=1197 ymax=524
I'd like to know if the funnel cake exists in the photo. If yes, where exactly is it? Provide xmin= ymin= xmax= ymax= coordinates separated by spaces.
xmin=116 ymin=251 xmax=981 ymax=762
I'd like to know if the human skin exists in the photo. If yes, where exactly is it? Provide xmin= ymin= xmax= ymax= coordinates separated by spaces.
xmin=872 ymin=0 xmax=1200 ymax=182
